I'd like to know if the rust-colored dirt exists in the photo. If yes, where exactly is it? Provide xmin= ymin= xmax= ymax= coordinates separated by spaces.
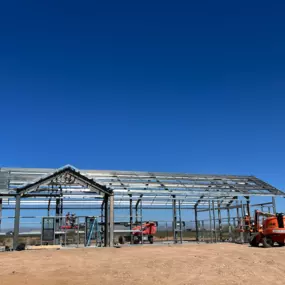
xmin=1 ymin=244 xmax=285 ymax=285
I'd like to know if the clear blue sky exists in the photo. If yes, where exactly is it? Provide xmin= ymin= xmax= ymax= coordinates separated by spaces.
xmin=1 ymin=1 xmax=285 ymax=211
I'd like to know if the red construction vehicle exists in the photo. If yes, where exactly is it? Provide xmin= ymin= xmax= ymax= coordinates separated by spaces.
xmin=118 ymin=221 xmax=157 ymax=244
xmin=60 ymin=212 xmax=78 ymax=230
xmin=132 ymin=221 xmax=157 ymax=244
xmin=249 ymin=210 xmax=285 ymax=248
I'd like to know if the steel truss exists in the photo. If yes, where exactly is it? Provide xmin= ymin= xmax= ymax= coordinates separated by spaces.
xmin=0 ymin=165 xmax=284 ymax=246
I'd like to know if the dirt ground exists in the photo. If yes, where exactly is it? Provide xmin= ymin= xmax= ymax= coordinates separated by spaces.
xmin=1 ymin=243 xmax=285 ymax=285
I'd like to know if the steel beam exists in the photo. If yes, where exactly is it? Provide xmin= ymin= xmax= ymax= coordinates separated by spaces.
xmin=195 ymin=195 xmax=204 ymax=207
xmin=251 ymin=202 xmax=274 ymax=207
xmin=16 ymin=166 xmax=112 ymax=196
xmin=197 ymin=203 xmax=242 ymax=212
xmin=13 ymin=195 xmax=21 ymax=250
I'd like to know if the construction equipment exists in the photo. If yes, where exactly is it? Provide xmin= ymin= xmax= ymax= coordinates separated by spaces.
xmin=132 ymin=221 xmax=157 ymax=244
xmin=60 ymin=212 xmax=78 ymax=230
xmin=249 ymin=210 xmax=285 ymax=248
xmin=118 ymin=221 xmax=157 ymax=244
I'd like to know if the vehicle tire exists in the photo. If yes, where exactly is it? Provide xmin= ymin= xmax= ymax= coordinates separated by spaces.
xmin=133 ymin=236 xmax=140 ymax=244
xmin=263 ymin=237 xmax=273 ymax=248
xmin=118 ymin=236 xmax=125 ymax=244
xmin=16 ymin=243 xmax=26 ymax=251
xmin=277 ymin=242 xmax=285 ymax=247
xmin=249 ymin=235 xmax=259 ymax=247
xmin=148 ymin=236 xmax=154 ymax=244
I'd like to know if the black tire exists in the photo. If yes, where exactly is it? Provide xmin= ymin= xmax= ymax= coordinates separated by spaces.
xmin=277 ymin=242 xmax=285 ymax=247
xmin=250 ymin=235 xmax=259 ymax=247
xmin=148 ymin=236 xmax=154 ymax=244
xmin=133 ymin=236 xmax=140 ymax=244
xmin=118 ymin=236 xmax=125 ymax=244
xmin=263 ymin=237 xmax=273 ymax=248
xmin=16 ymin=243 xmax=26 ymax=251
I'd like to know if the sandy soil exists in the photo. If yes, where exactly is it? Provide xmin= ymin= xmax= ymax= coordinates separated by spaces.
xmin=1 ymin=243 xmax=285 ymax=285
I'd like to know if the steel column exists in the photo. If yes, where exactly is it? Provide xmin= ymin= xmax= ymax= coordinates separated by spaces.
xmin=60 ymin=197 xmax=63 ymax=217
xmin=178 ymin=200 xmax=183 ymax=244
xmin=240 ymin=201 xmax=245 ymax=243
xmin=55 ymin=198 xmax=60 ymax=229
xmin=227 ymin=207 xmax=232 ymax=240
xmin=109 ymin=195 xmax=114 ymax=247
xmin=236 ymin=200 xmax=240 ymax=223
xmin=209 ymin=200 xmax=213 ymax=243
xmin=104 ymin=195 xmax=109 ymax=247
xmin=194 ymin=205 xmax=199 ymax=242
xmin=201 ymin=220 xmax=205 ymax=241
xmin=217 ymin=201 xmax=222 ymax=241
xmin=140 ymin=197 xmax=143 ymax=244
xmin=172 ymin=195 xmax=177 ymax=244
xmin=129 ymin=194 xmax=133 ymax=244
xmin=100 ymin=198 xmax=105 ymax=246
xmin=236 ymin=200 xmax=241 ymax=243
xmin=135 ymin=194 xmax=143 ymax=224
xmin=212 ymin=200 xmax=217 ymax=242
xmin=245 ymin=196 xmax=250 ymax=216
xmin=13 ymin=195 xmax=21 ymax=250
xmin=0 ymin=198 xmax=2 ymax=231
xmin=272 ymin=197 xmax=276 ymax=214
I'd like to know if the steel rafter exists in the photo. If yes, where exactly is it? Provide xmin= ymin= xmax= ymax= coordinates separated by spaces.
xmin=0 ymin=165 xmax=284 ymax=209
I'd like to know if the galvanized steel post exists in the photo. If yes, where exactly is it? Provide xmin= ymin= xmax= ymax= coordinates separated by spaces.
xmin=172 ymin=195 xmax=177 ymax=244
xmin=194 ymin=205 xmax=199 ymax=242
xmin=104 ymin=195 xmax=109 ymax=247
xmin=13 ymin=194 xmax=21 ymax=250
xmin=129 ymin=194 xmax=133 ymax=244
xmin=109 ymin=195 xmax=114 ymax=247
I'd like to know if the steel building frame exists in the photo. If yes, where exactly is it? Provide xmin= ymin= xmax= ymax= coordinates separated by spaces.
xmin=0 ymin=165 xmax=284 ymax=247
